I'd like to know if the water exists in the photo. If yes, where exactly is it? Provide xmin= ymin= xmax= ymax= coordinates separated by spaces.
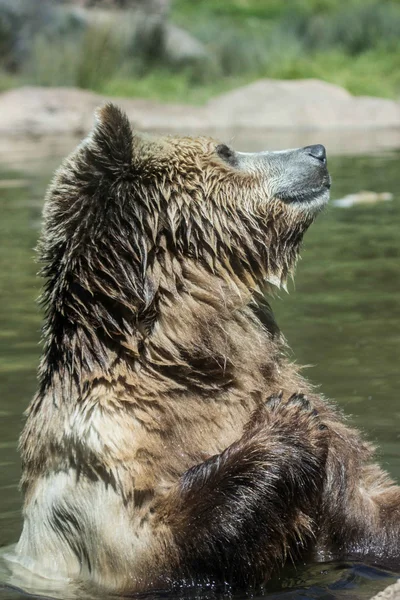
xmin=0 ymin=141 xmax=399 ymax=600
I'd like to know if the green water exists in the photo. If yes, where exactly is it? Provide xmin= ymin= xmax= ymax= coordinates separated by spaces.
xmin=0 ymin=147 xmax=399 ymax=599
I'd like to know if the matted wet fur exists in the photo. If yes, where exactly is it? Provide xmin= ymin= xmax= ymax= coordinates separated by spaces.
xmin=11 ymin=105 xmax=400 ymax=594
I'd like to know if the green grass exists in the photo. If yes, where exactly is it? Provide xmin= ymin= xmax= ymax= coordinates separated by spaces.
xmin=99 ymin=46 xmax=400 ymax=103
xmin=172 ymin=0 xmax=360 ymax=20
xmin=259 ymin=48 xmax=400 ymax=99
xmin=100 ymin=71 xmax=229 ymax=103
xmin=0 ymin=71 xmax=19 ymax=93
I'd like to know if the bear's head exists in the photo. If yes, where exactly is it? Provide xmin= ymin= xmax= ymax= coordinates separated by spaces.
xmin=38 ymin=104 xmax=330 ymax=384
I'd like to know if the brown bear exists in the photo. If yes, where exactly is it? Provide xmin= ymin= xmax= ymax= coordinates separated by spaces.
xmin=9 ymin=104 xmax=400 ymax=595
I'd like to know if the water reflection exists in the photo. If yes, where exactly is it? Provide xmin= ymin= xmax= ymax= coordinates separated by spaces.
xmin=0 ymin=558 xmax=398 ymax=600
xmin=0 ymin=145 xmax=399 ymax=600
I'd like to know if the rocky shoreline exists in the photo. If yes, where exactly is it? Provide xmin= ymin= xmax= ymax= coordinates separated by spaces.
xmin=1 ymin=80 xmax=400 ymax=171
xmin=1 ymin=79 xmax=400 ymax=141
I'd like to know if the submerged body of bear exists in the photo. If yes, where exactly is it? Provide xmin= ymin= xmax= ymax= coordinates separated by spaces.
xmin=10 ymin=105 xmax=400 ymax=594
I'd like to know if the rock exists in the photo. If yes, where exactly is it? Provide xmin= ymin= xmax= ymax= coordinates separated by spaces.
xmin=332 ymin=191 xmax=393 ymax=207
xmin=66 ymin=5 xmax=209 ymax=69
xmin=0 ymin=86 xmax=101 ymax=136
xmin=0 ymin=0 xmax=55 ymax=70
xmin=208 ymin=79 xmax=400 ymax=130
xmin=163 ymin=23 xmax=210 ymax=66
xmin=371 ymin=580 xmax=400 ymax=600
xmin=128 ymin=13 xmax=210 ymax=68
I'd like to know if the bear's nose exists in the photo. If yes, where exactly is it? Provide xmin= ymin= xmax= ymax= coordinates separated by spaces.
xmin=304 ymin=144 xmax=327 ymax=164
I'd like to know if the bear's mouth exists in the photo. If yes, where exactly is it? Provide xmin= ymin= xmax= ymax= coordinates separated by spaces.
xmin=278 ymin=174 xmax=331 ymax=209
xmin=269 ymin=144 xmax=331 ymax=211
xmin=236 ymin=144 xmax=331 ymax=212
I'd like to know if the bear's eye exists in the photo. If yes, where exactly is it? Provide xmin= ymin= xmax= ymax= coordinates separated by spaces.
xmin=216 ymin=144 xmax=237 ymax=166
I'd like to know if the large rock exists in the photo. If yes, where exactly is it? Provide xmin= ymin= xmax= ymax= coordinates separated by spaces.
xmin=0 ymin=87 xmax=102 ymax=137
xmin=208 ymin=79 xmax=400 ymax=129
xmin=0 ymin=86 xmax=211 ymax=136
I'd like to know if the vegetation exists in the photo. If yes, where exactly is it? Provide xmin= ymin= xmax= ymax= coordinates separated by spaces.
xmin=1 ymin=0 xmax=400 ymax=102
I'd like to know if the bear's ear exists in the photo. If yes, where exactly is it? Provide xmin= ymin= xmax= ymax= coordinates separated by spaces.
xmin=88 ymin=103 xmax=135 ymax=175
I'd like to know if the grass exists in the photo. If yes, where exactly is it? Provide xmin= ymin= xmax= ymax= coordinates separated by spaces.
xmin=1 ymin=0 xmax=400 ymax=103
xmin=99 ymin=47 xmax=400 ymax=103
xmin=100 ymin=71 xmax=234 ymax=104
xmin=0 ymin=71 xmax=19 ymax=93
xmin=260 ymin=48 xmax=400 ymax=99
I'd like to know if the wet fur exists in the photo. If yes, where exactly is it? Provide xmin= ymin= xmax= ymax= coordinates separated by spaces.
xmin=15 ymin=105 xmax=400 ymax=593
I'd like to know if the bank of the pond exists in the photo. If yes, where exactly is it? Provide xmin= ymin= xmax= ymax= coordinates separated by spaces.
xmin=1 ymin=79 xmax=400 ymax=143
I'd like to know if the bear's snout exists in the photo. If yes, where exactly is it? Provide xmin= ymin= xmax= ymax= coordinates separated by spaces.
xmin=256 ymin=144 xmax=331 ymax=209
